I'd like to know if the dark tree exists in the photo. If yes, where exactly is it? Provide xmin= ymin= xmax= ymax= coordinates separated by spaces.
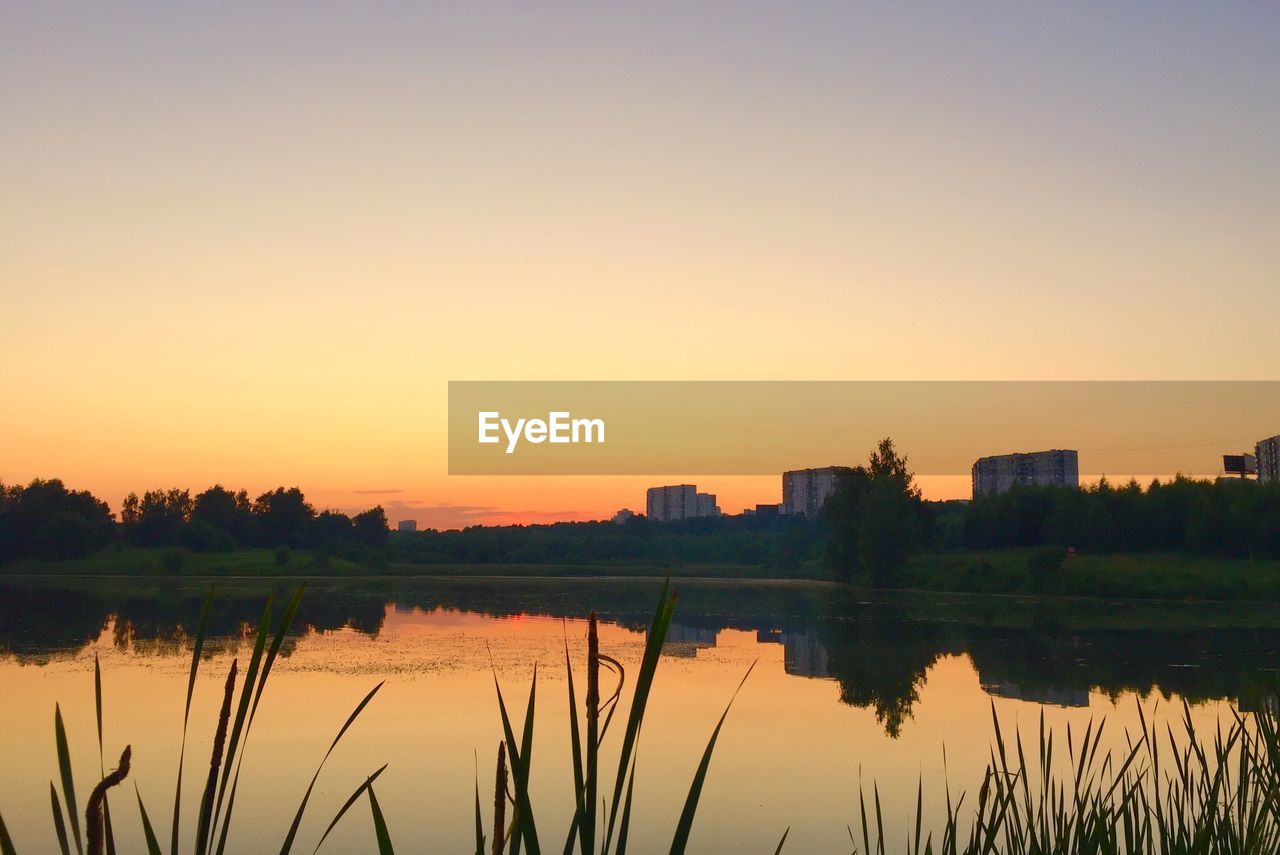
xmin=822 ymin=438 xmax=925 ymax=586
xmin=0 ymin=479 xmax=114 ymax=562
xmin=352 ymin=506 xmax=389 ymax=549
xmin=190 ymin=485 xmax=252 ymax=545
xmin=251 ymin=487 xmax=315 ymax=548
xmin=121 ymin=489 xmax=192 ymax=547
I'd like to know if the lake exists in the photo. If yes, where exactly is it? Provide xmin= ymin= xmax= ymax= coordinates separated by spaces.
xmin=2 ymin=575 xmax=1278 ymax=853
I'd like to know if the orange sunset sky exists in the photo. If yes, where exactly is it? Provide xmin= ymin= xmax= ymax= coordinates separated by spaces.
xmin=3 ymin=4 xmax=1279 ymax=527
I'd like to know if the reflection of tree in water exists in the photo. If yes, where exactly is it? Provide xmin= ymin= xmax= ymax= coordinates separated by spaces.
xmin=818 ymin=604 xmax=958 ymax=738
xmin=814 ymin=597 xmax=1280 ymax=737
xmin=6 ymin=580 xmax=1280 ymax=731
xmin=0 ymin=583 xmax=390 ymax=660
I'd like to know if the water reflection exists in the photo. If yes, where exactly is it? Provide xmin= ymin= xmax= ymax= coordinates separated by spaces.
xmin=3 ymin=577 xmax=1278 ymax=738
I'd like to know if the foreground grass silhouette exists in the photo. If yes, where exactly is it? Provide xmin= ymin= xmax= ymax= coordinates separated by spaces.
xmin=3 ymin=582 xmax=1280 ymax=854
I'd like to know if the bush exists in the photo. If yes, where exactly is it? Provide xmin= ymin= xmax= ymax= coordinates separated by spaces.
xmin=365 ymin=550 xmax=389 ymax=570
xmin=275 ymin=547 xmax=292 ymax=568
xmin=159 ymin=548 xmax=186 ymax=574
xmin=178 ymin=520 xmax=236 ymax=553
xmin=1027 ymin=546 xmax=1068 ymax=592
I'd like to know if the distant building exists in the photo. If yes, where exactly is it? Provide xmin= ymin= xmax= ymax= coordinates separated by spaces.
xmin=753 ymin=503 xmax=781 ymax=517
xmin=645 ymin=485 xmax=721 ymax=520
xmin=646 ymin=484 xmax=697 ymax=521
xmin=396 ymin=519 xmax=417 ymax=532
xmin=782 ymin=467 xmax=848 ymax=518
xmin=972 ymin=450 xmax=1079 ymax=497
xmin=612 ymin=508 xmax=635 ymax=524
xmin=1258 ymin=435 xmax=1280 ymax=484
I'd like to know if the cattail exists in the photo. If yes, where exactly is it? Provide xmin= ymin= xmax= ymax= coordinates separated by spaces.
xmin=491 ymin=741 xmax=507 ymax=855
xmin=585 ymin=611 xmax=599 ymax=848
xmin=86 ymin=745 xmax=130 ymax=855
xmin=195 ymin=658 xmax=237 ymax=854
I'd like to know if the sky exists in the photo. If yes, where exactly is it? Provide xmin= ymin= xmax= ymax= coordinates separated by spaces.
xmin=3 ymin=2 xmax=1279 ymax=526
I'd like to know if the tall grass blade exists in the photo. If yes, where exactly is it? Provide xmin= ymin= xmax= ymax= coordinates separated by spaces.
xmin=604 ymin=576 xmax=675 ymax=854
xmin=207 ymin=597 xmax=272 ymax=855
xmin=475 ymin=762 xmax=487 ymax=855
xmin=773 ymin=826 xmax=790 ymax=855
xmin=135 ymin=786 xmax=163 ymax=855
xmin=310 ymin=764 xmax=387 ymax=854
xmin=510 ymin=665 xmax=538 ymax=855
xmin=584 ymin=612 xmax=599 ymax=855
xmin=93 ymin=655 xmax=116 ymax=855
xmin=0 ymin=808 xmax=16 ymax=855
xmin=366 ymin=786 xmax=395 ymax=855
xmin=614 ymin=754 xmax=638 ymax=855
xmin=214 ymin=584 xmax=304 ymax=855
xmin=563 ymin=627 xmax=587 ymax=855
xmin=669 ymin=661 xmax=755 ymax=854
xmin=55 ymin=703 xmax=84 ymax=855
xmin=51 ymin=782 xmax=72 ymax=855
xmin=494 ymin=671 xmax=540 ymax=855
xmin=173 ymin=586 xmax=214 ymax=855
xmin=278 ymin=681 xmax=384 ymax=855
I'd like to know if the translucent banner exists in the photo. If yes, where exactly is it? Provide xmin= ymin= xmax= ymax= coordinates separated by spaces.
xmin=447 ymin=381 xmax=1280 ymax=476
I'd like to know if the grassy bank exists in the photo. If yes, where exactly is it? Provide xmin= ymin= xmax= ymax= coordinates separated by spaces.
xmin=8 ymin=546 xmax=1280 ymax=602
xmin=0 ymin=547 xmax=820 ymax=581
xmin=902 ymin=548 xmax=1280 ymax=600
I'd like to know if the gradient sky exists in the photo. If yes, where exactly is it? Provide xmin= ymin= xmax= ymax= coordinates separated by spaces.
xmin=3 ymin=2 xmax=1279 ymax=525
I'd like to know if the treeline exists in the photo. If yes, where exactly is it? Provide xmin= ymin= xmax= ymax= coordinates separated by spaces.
xmin=0 ymin=479 xmax=388 ymax=563
xmin=387 ymin=514 xmax=824 ymax=569
xmin=963 ymin=476 xmax=1280 ymax=558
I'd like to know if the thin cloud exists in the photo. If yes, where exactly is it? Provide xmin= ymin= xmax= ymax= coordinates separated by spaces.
xmin=346 ymin=499 xmax=590 ymax=530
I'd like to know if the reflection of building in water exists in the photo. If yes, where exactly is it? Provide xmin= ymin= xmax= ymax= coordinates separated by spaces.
xmin=981 ymin=680 xmax=1089 ymax=708
xmin=781 ymin=630 xmax=829 ymax=678
xmin=1237 ymin=693 xmax=1279 ymax=714
xmin=393 ymin=602 xmax=413 ymax=614
xmin=657 ymin=623 xmax=718 ymax=658
xmin=756 ymin=628 xmax=783 ymax=645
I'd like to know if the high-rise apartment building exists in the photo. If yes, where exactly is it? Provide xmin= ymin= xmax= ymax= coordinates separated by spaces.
xmin=645 ymin=485 xmax=722 ymax=520
xmin=971 ymin=449 xmax=1079 ymax=497
xmin=646 ymin=484 xmax=697 ymax=521
xmin=782 ymin=467 xmax=848 ymax=518
xmin=1257 ymin=435 xmax=1280 ymax=484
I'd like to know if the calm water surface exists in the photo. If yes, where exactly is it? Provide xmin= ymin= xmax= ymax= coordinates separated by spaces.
xmin=2 ymin=575 xmax=1279 ymax=853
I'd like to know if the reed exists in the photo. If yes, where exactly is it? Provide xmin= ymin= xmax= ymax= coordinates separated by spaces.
xmin=22 ymin=582 xmax=1280 ymax=853
xmin=844 ymin=699 xmax=1280 ymax=855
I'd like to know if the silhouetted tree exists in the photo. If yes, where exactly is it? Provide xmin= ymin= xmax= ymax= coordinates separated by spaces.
xmin=190 ymin=485 xmax=252 ymax=545
xmin=352 ymin=506 xmax=389 ymax=549
xmin=0 ymin=479 xmax=114 ymax=562
xmin=823 ymin=438 xmax=925 ymax=585
xmin=121 ymin=489 xmax=191 ymax=546
xmin=251 ymin=487 xmax=315 ymax=548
